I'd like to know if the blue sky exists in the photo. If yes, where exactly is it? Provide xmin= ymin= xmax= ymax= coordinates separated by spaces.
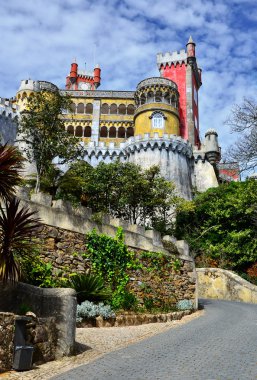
xmin=0 ymin=0 xmax=256 ymax=151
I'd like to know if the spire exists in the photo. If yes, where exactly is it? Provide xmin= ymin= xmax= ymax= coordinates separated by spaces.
xmin=187 ymin=36 xmax=195 ymax=45
xmin=186 ymin=36 xmax=196 ymax=58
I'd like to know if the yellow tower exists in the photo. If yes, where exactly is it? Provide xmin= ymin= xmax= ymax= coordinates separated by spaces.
xmin=134 ymin=77 xmax=180 ymax=137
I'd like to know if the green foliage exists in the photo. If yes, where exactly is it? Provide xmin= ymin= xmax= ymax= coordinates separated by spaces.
xmin=111 ymin=287 xmax=138 ymax=311
xmin=85 ymin=228 xmax=132 ymax=288
xmin=85 ymin=228 xmax=141 ymax=310
xmin=0 ymin=197 xmax=41 ymax=283
xmin=18 ymin=90 xmax=84 ymax=193
xmin=176 ymin=180 xmax=257 ymax=271
xmin=68 ymin=272 xmax=112 ymax=304
xmin=77 ymin=301 xmax=116 ymax=322
xmin=20 ymin=253 xmax=61 ymax=288
xmin=18 ymin=303 xmax=32 ymax=315
xmin=0 ymin=144 xmax=24 ymax=200
xmin=26 ymin=165 xmax=62 ymax=197
xmin=58 ymin=161 xmax=180 ymax=231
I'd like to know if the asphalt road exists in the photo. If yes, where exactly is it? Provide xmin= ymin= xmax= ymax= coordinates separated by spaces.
xmin=52 ymin=299 xmax=257 ymax=380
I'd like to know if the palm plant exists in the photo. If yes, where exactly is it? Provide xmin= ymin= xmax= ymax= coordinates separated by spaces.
xmin=0 ymin=197 xmax=41 ymax=283
xmin=0 ymin=144 xmax=24 ymax=199
xmin=0 ymin=144 xmax=41 ymax=283
xmin=68 ymin=272 xmax=112 ymax=304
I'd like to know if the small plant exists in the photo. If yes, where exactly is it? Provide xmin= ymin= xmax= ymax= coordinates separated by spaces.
xmin=18 ymin=303 xmax=32 ymax=315
xmin=111 ymin=288 xmax=138 ymax=311
xmin=143 ymin=296 xmax=155 ymax=312
xmin=172 ymin=258 xmax=182 ymax=272
xmin=76 ymin=301 xmax=115 ymax=322
xmin=68 ymin=272 xmax=112 ymax=304
xmin=176 ymin=299 xmax=194 ymax=310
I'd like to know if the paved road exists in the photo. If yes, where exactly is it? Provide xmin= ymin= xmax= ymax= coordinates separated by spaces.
xmin=52 ymin=299 xmax=257 ymax=380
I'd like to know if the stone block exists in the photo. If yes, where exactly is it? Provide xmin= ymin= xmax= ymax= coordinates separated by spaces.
xmin=127 ymin=224 xmax=145 ymax=235
xmin=31 ymin=192 xmax=52 ymax=207
xmin=145 ymin=229 xmax=162 ymax=245
xmin=175 ymin=240 xmax=190 ymax=256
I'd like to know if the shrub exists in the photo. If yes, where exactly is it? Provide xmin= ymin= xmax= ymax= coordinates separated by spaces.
xmin=68 ymin=272 xmax=112 ymax=304
xmin=76 ymin=301 xmax=115 ymax=322
xmin=111 ymin=288 xmax=138 ymax=311
xmin=176 ymin=299 xmax=194 ymax=310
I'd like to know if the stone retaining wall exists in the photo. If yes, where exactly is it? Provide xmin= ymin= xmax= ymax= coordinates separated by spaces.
xmin=197 ymin=268 xmax=257 ymax=304
xmin=17 ymin=190 xmax=198 ymax=307
xmin=0 ymin=282 xmax=77 ymax=359
xmin=78 ymin=309 xmax=193 ymax=328
xmin=0 ymin=312 xmax=15 ymax=372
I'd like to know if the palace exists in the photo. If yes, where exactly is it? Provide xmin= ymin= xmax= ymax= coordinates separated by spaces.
xmin=0 ymin=37 xmax=222 ymax=199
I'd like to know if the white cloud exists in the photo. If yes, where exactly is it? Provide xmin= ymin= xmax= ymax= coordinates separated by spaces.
xmin=0 ymin=0 xmax=256 ymax=152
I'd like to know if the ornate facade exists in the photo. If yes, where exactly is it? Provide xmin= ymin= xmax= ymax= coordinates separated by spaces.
xmin=0 ymin=37 xmax=221 ymax=199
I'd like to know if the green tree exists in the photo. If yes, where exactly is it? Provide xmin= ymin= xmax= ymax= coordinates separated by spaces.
xmin=18 ymin=90 xmax=83 ymax=193
xmin=175 ymin=180 xmax=257 ymax=272
xmin=58 ymin=161 xmax=180 ymax=230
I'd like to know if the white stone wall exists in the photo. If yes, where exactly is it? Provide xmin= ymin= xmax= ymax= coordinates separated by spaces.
xmin=194 ymin=159 xmax=219 ymax=192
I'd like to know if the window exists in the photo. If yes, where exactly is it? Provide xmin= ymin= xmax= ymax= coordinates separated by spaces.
xmin=84 ymin=126 xmax=91 ymax=137
xmin=75 ymin=126 xmax=83 ymax=137
xmin=85 ymin=103 xmax=93 ymax=114
xmin=126 ymin=126 xmax=134 ymax=138
xmin=151 ymin=112 xmax=164 ymax=129
xmin=109 ymin=126 xmax=117 ymax=137
xmin=101 ymin=103 xmax=109 ymax=114
xmin=77 ymin=103 xmax=84 ymax=113
xmin=118 ymin=104 xmax=126 ymax=115
xmin=110 ymin=104 xmax=117 ymax=114
xmin=118 ymin=127 xmax=126 ymax=138
xmin=127 ymin=104 xmax=135 ymax=115
xmin=67 ymin=125 xmax=74 ymax=135
xmin=100 ymin=126 xmax=108 ymax=137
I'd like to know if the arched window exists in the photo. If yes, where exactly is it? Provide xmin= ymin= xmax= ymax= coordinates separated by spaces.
xmin=109 ymin=126 xmax=117 ymax=138
xmin=118 ymin=104 xmax=126 ymax=115
xmin=155 ymin=90 xmax=162 ymax=102
xmin=151 ymin=112 xmax=165 ymax=129
xmin=84 ymin=126 xmax=91 ymax=137
xmin=164 ymin=92 xmax=170 ymax=104
xmin=85 ymin=103 xmax=93 ymax=114
xmin=101 ymin=103 xmax=109 ymax=114
xmin=77 ymin=103 xmax=84 ymax=113
xmin=70 ymin=103 xmax=76 ymax=113
xmin=140 ymin=95 xmax=146 ymax=105
xmin=100 ymin=126 xmax=108 ymax=137
xmin=127 ymin=104 xmax=135 ymax=115
xmin=147 ymin=91 xmax=154 ymax=102
xmin=118 ymin=127 xmax=126 ymax=138
xmin=126 ymin=126 xmax=134 ymax=138
xmin=67 ymin=125 xmax=74 ymax=135
xmin=110 ymin=104 xmax=117 ymax=114
xmin=171 ymin=95 xmax=176 ymax=108
xmin=75 ymin=125 xmax=83 ymax=137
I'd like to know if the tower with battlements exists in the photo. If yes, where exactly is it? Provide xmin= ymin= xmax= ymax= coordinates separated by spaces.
xmin=66 ymin=62 xmax=101 ymax=90
xmin=157 ymin=36 xmax=201 ymax=147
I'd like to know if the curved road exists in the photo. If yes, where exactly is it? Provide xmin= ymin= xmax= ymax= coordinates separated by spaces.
xmin=52 ymin=299 xmax=257 ymax=380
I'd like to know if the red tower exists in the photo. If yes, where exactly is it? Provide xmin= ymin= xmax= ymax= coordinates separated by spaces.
xmin=157 ymin=37 xmax=202 ymax=147
xmin=66 ymin=61 xmax=101 ymax=90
